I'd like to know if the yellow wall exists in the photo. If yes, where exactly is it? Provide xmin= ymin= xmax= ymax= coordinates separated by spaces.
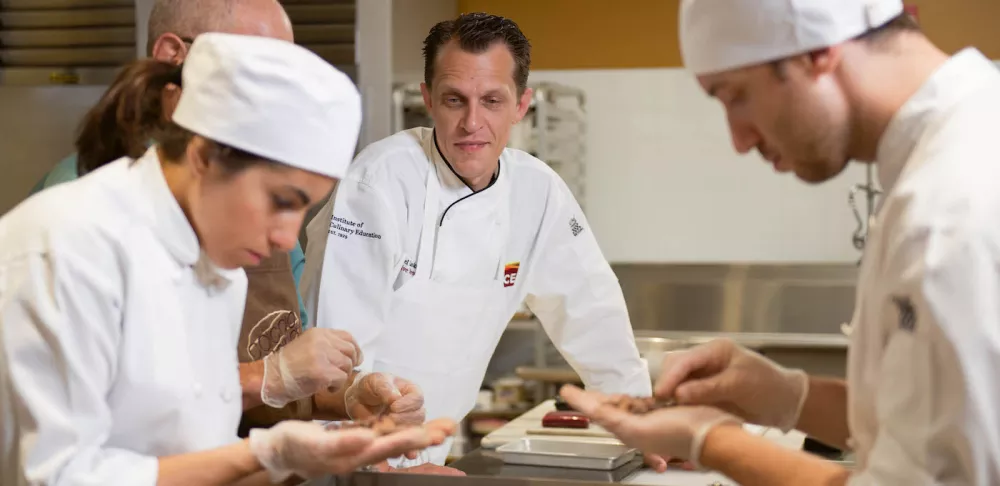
xmin=457 ymin=0 xmax=1000 ymax=70
xmin=457 ymin=0 xmax=683 ymax=69
xmin=905 ymin=0 xmax=1000 ymax=58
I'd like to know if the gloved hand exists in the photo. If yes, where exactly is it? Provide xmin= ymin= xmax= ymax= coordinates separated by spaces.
xmin=560 ymin=385 xmax=741 ymax=469
xmin=261 ymin=328 xmax=363 ymax=408
xmin=248 ymin=418 xmax=458 ymax=482
xmin=344 ymin=372 xmax=425 ymax=426
xmin=654 ymin=339 xmax=809 ymax=432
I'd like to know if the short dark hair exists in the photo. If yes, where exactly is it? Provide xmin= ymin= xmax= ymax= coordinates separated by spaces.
xmin=856 ymin=12 xmax=922 ymax=45
xmin=422 ymin=12 xmax=531 ymax=95
xmin=768 ymin=12 xmax=922 ymax=80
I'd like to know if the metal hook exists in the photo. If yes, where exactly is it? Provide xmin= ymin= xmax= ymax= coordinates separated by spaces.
xmin=848 ymin=184 xmax=868 ymax=251
xmin=848 ymin=164 xmax=883 ymax=253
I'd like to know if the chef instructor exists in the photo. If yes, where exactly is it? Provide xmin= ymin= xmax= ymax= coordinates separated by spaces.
xmin=302 ymin=12 xmax=652 ymax=466
xmin=562 ymin=1 xmax=1000 ymax=485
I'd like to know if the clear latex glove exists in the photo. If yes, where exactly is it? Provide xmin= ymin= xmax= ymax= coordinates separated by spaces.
xmin=560 ymin=385 xmax=741 ymax=469
xmin=654 ymin=339 xmax=809 ymax=432
xmin=249 ymin=420 xmax=376 ymax=482
xmin=249 ymin=418 xmax=459 ymax=483
xmin=345 ymin=372 xmax=426 ymax=426
xmin=261 ymin=328 xmax=363 ymax=408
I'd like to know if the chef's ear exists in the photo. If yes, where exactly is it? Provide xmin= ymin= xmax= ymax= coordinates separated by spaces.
xmin=514 ymin=87 xmax=533 ymax=124
xmin=150 ymin=33 xmax=189 ymax=65
xmin=185 ymin=136 xmax=212 ymax=177
xmin=807 ymin=45 xmax=842 ymax=78
xmin=420 ymin=82 xmax=433 ymax=111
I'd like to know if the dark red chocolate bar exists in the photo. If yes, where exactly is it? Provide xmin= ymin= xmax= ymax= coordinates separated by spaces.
xmin=542 ymin=411 xmax=591 ymax=429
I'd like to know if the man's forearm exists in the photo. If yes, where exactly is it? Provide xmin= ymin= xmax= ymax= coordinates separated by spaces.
xmin=795 ymin=376 xmax=850 ymax=450
xmin=240 ymin=361 xmax=266 ymax=411
xmin=700 ymin=423 xmax=850 ymax=486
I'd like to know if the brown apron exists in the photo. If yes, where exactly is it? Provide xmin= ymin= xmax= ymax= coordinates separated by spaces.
xmin=237 ymin=251 xmax=312 ymax=437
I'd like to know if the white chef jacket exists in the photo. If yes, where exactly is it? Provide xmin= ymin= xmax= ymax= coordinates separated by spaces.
xmin=846 ymin=48 xmax=1000 ymax=485
xmin=302 ymin=127 xmax=650 ymax=433
xmin=0 ymin=147 xmax=247 ymax=485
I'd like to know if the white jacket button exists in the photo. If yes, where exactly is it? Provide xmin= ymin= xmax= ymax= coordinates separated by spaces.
xmin=192 ymin=382 xmax=203 ymax=397
xmin=220 ymin=387 xmax=235 ymax=402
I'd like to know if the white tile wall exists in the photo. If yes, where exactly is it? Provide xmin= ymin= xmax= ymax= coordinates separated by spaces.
xmin=527 ymin=68 xmax=869 ymax=263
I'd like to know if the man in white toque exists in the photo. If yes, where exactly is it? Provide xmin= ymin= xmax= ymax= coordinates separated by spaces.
xmin=560 ymin=1 xmax=1000 ymax=485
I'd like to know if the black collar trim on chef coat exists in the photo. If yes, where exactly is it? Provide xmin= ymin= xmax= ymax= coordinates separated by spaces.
xmin=433 ymin=129 xmax=500 ymax=227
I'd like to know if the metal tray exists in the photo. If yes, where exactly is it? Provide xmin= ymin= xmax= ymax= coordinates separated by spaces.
xmin=496 ymin=437 xmax=637 ymax=470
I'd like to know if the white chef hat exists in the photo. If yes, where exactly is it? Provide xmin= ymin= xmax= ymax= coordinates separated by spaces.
xmin=680 ymin=0 xmax=905 ymax=76
xmin=172 ymin=32 xmax=361 ymax=179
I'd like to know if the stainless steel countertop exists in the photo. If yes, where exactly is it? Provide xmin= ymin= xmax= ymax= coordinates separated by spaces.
xmin=613 ymin=263 xmax=856 ymax=338
xmin=635 ymin=331 xmax=849 ymax=350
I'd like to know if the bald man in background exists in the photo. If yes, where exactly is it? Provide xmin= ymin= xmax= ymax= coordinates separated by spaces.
xmin=31 ymin=0 xmax=293 ymax=191
xmin=28 ymin=0 xmax=332 ymax=437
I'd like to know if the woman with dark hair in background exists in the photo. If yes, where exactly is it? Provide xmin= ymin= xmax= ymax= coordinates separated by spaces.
xmin=0 ymin=33 xmax=454 ymax=486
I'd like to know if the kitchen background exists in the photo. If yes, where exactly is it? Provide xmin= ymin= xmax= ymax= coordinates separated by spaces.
xmin=4 ymin=0 xmax=998 ymax=262
xmin=2 ymin=0 xmax=997 ymax=455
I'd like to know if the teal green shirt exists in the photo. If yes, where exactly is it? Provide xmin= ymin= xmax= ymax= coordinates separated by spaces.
xmin=31 ymin=153 xmax=310 ymax=328
xmin=30 ymin=153 xmax=79 ymax=194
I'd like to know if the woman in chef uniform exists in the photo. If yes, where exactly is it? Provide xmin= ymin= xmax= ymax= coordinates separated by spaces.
xmin=562 ymin=1 xmax=1000 ymax=485
xmin=64 ymin=25 xmax=429 ymax=444
xmin=0 ymin=33 xmax=454 ymax=486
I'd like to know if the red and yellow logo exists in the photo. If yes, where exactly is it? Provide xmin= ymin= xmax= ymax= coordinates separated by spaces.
xmin=503 ymin=262 xmax=520 ymax=287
